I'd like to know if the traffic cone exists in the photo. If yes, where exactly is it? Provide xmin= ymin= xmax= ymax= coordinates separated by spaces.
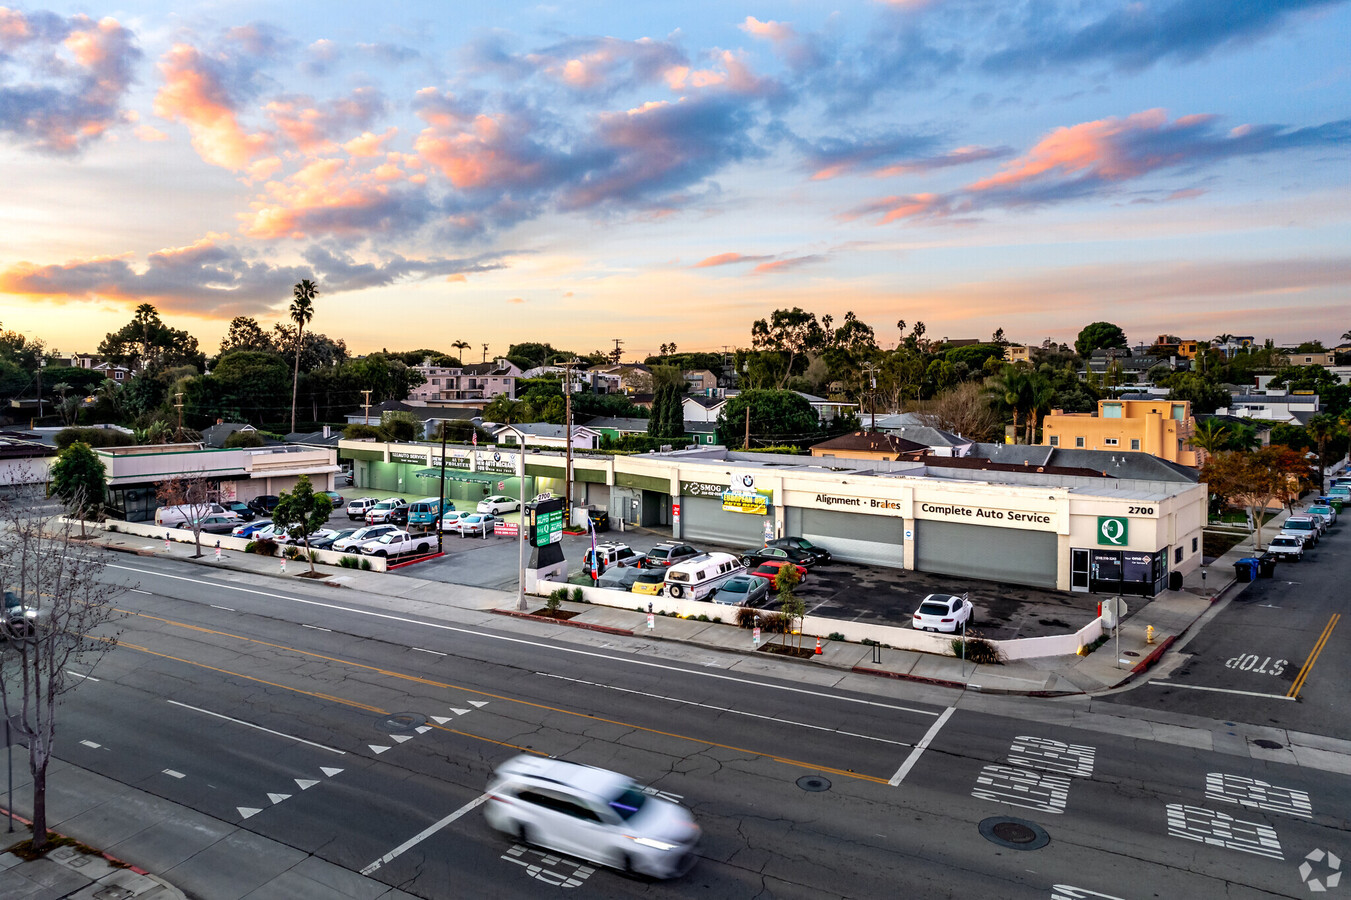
xmin=814 ymin=638 xmax=823 ymax=655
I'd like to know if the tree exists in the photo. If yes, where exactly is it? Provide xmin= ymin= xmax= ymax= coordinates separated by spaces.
xmin=1188 ymin=419 xmax=1231 ymax=461
xmin=751 ymin=308 xmax=828 ymax=388
xmin=1162 ymin=372 xmax=1228 ymax=414
xmin=774 ymin=564 xmax=804 ymax=650
xmin=648 ymin=382 xmax=684 ymax=440
xmin=48 ymin=442 xmax=106 ymax=537
xmin=1074 ymin=322 xmax=1128 ymax=358
xmin=715 ymin=390 xmax=822 ymax=449
xmin=913 ymin=381 xmax=999 ymax=441
xmin=271 ymin=475 xmax=333 ymax=574
xmin=1305 ymin=413 xmax=1344 ymax=494
xmin=452 ymin=340 xmax=471 ymax=363
xmin=0 ymin=497 xmax=122 ymax=852
xmin=288 ymin=279 xmax=318 ymax=435
xmin=98 ymin=304 xmax=203 ymax=371
xmin=218 ymin=316 xmax=276 ymax=355
xmin=155 ymin=475 xmax=219 ymax=558
xmin=223 ymin=429 xmax=265 ymax=448
xmin=992 ymin=368 xmax=1031 ymax=443
xmin=1201 ymin=448 xmax=1312 ymax=545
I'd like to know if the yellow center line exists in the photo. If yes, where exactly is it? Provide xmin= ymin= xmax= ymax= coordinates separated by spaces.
xmin=1287 ymin=613 xmax=1339 ymax=699
xmin=115 ymin=610 xmax=890 ymax=784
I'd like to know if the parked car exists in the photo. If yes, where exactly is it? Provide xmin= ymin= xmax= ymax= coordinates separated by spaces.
xmin=663 ymin=553 xmax=744 ymax=600
xmin=248 ymin=523 xmax=286 ymax=542
xmin=587 ymin=508 xmax=610 ymax=532
xmin=452 ymin=513 xmax=498 ymax=536
xmin=321 ymin=491 xmax=345 ymax=508
xmin=1279 ymin=516 xmax=1321 ymax=546
xmin=766 ymin=536 xmax=832 ymax=565
xmin=1266 ymin=535 xmax=1305 ymax=562
xmin=248 ymin=495 xmax=280 ymax=515
xmin=178 ymin=514 xmax=239 ymax=535
xmin=225 ymin=502 xmax=256 ymax=522
xmin=361 ymin=529 xmax=434 ymax=557
xmin=408 ymin=498 xmax=451 ymax=527
xmin=630 ymin=570 xmax=668 ymax=596
xmin=154 ymin=503 xmax=236 ymax=528
xmin=232 ymin=519 xmax=274 ymax=538
xmin=740 ymin=544 xmax=815 ymax=569
xmin=747 ymin=560 xmax=808 ymax=584
xmin=596 ymin=567 xmax=646 ymax=591
xmin=1307 ymin=504 xmax=1337 ymax=526
xmin=912 ymin=593 xmax=974 ymax=633
xmin=642 ymin=542 xmax=700 ymax=570
xmin=310 ymin=528 xmax=358 ymax=550
xmin=438 ymin=510 xmax=468 ymax=532
xmin=711 ymin=573 xmax=771 ymax=607
xmin=478 ymin=495 xmax=521 ymax=516
xmin=346 ymin=498 xmax=378 ymax=521
xmin=581 ymin=542 xmax=646 ymax=575
xmin=331 ymin=524 xmax=398 ymax=553
xmin=366 ymin=498 xmax=409 ymax=524
xmin=276 ymin=527 xmax=339 ymax=546
xmin=389 ymin=506 xmax=410 ymax=527
xmin=484 ymin=754 xmax=700 ymax=880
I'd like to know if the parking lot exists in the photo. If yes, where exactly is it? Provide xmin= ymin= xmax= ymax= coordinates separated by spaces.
xmin=312 ymin=494 xmax=1099 ymax=639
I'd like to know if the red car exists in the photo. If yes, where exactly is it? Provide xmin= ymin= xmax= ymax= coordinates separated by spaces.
xmin=747 ymin=560 xmax=808 ymax=584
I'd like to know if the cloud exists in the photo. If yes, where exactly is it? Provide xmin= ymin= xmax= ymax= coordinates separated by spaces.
xmin=153 ymin=42 xmax=273 ymax=169
xmin=265 ymin=87 xmax=385 ymax=154
xmin=752 ymin=255 xmax=825 ymax=275
xmin=0 ymin=9 xmax=141 ymax=154
xmin=238 ymin=156 xmax=433 ymax=239
xmin=526 ymin=36 xmax=687 ymax=95
xmin=507 ymin=296 xmax=525 ymax=303
xmin=983 ymin=0 xmax=1342 ymax=74
xmin=692 ymin=252 xmax=772 ymax=268
xmin=848 ymin=110 xmax=1351 ymax=223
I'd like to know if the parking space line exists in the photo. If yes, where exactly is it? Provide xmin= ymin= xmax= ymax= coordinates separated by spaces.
xmin=1287 ymin=613 xmax=1339 ymax=699
xmin=361 ymin=793 xmax=489 ymax=875
xmin=1158 ymin=683 xmax=1296 ymax=701
xmin=889 ymin=706 xmax=955 ymax=786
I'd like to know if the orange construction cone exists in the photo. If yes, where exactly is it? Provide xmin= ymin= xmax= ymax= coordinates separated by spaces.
xmin=814 ymin=638 xmax=823 ymax=655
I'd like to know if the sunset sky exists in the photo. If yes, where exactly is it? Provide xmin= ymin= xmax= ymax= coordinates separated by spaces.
xmin=1 ymin=1 xmax=1347 ymax=360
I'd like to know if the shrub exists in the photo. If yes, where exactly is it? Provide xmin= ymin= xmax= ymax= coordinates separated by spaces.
xmin=951 ymin=634 xmax=1003 ymax=665
xmin=828 ymin=632 xmax=846 ymax=642
xmin=546 ymin=591 xmax=561 ymax=614
xmin=244 ymin=541 xmax=256 ymax=553
xmin=696 ymin=614 xmax=709 ymax=622
xmin=712 ymin=617 xmax=722 ymax=624
xmin=570 ymin=587 xmax=584 ymax=603
xmin=253 ymin=538 xmax=278 ymax=556
xmin=106 ymin=524 xmax=118 ymax=533
xmin=282 ymin=545 xmax=301 ymax=560
xmin=339 ymin=555 xmax=360 ymax=568
xmin=307 ymin=550 xmax=318 ymax=562
xmin=360 ymin=558 xmax=372 ymax=570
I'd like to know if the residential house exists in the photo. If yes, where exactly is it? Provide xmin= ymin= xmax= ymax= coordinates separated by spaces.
xmin=494 ymin=423 xmax=600 ymax=450
xmin=1040 ymin=398 xmax=1199 ymax=466
xmin=409 ymin=358 xmax=520 ymax=403
xmin=683 ymin=369 xmax=718 ymax=394
xmin=200 ymin=421 xmax=259 ymax=448
xmin=343 ymin=400 xmax=480 ymax=438
xmin=1278 ymin=350 xmax=1335 ymax=367
xmin=1218 ymin=392 xmax=1320 ymax=426
xmin=1151 ymin=335 xmax=1202 ymax=359
xmin=589 ymin=364 xmax=653 ymax=395
xmin=583 ymin=416 xmax=652 ymax=442
xmin=809 ymin=431 xmax=928 ymax=462
xmin=1086 ymin=348 xmax=1163 ymax=380
xmin=1004 ymin=345 xmax=1032 ymax=364
xmin=681 ymin=395 xmax=725 ymax=423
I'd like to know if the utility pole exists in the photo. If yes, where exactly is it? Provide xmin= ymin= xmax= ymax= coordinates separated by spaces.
xmin=861 ymin=362 xmax=879 ymax=431
xmin=743 ymin=405 xmax=750 ymax=451
xmin=36 ymin=356 xmax=45 ymax=421
xmin=563 ymin=358 xmax=579 ymax=519
xmin=174 ymin=392 xmax=184 ymax=442
xmin=482 ymin=343 xmax=489 ymax=363
xmin=361 ymin=389 xmax=372 ymax=425
xmin=437 ymin=423 xmax=447 ymax=555
xmin=611 ymin=338 xmax=623 ymax=364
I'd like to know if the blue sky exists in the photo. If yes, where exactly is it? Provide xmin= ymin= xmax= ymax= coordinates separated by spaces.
xmin=1 ymin=1 xmax=1347 ymax=359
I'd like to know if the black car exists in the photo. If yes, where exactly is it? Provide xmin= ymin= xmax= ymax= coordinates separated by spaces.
xmin=248 ymin=495 xmax=280 ymax=515
xmin=389 ymin=506 xmax=410 ymax=526
xmin=741 ymin=544 xmax=815 ymax=569
xmin=226 ymin=502 xmax=256 ymax=522
xmin=642 ymin=542 xmax=700 ymax=569
xmin=767 ymin=536 xmax=832 ymax=565
xmin=310 ymin=528 xmax=358 ymax=550
xmin=587 ymin=508 xmax=610 ymax=532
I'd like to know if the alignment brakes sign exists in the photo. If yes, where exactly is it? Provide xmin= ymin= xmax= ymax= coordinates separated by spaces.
xmin=1097 ymin=516 xmax=1129 ymax=546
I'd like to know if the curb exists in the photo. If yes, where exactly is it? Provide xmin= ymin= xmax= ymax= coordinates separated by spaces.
xmin=490 ymin=609 xmax=635 ymax=636
xmin=0 ymin=805 xmax=179 ymax=889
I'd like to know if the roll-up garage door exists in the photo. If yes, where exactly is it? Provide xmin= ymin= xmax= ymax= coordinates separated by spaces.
xmin=786 ymin=507 xmax=903 ymax=567
xmin=681 ymin=495 xmax=769 ymax=548
xmin=913 ymin=520 xmax=1057 ymax=588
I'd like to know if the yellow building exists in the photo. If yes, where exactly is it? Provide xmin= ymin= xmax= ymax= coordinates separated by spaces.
xmin=1004 ymin=344 xmax=1032 ymax=364
xmin=1040 ymin=399 xmax=1198 ymax=466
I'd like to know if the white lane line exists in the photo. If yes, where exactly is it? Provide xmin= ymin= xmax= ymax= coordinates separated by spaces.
xmin=210 ymin=604 xmax=235 ymax=612
xmin=166 ymin=700 xmax=346 ymax=754
xmin=361 ymin=794 xmax=490 ymax=875
xmin=112 ymin=562 xmax=941 ymax=719
xmin=413 ymin=647 xmax=447 ymax=656
xmin=129 ymin=589 xmax=151 ymax=595
xmin=301 ymin=624 xmax=331 ymax=632
xmin=889 ymin=706 xmax=956 ymax=786
xmin=1157 ymin=682 xmax=1297 ymax=701
xmin=540 ymin=672 xmax=913 ymax=748
xmin=67 ymin=670 xmax=100 ymax=681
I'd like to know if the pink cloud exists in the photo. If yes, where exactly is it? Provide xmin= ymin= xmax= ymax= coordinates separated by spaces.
xmin=153 ymin=43 xmax=272 ymax=170
xmin=238 ymin=156 xmax=430 ymax=239
xmin=692 ymin=252 xmax=774 ymax=268
xmin=752 ymin=255 xmax=824 ymax=275
xmin=344 ymin=128 xmax=397 ymax=157
xmin=740 ymin=16 xmax=797 ymax=43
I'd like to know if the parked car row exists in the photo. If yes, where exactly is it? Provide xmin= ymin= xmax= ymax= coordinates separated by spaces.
xmin=1265 ymin=502 xmax=1339 ymax=563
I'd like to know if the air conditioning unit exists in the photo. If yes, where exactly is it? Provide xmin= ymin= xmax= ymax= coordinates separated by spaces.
xmin=660 ymin=444 xmax=673 ymax=452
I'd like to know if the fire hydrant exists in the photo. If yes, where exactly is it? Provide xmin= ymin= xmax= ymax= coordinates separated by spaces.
xmin=1146 ymin=624 xmax=1155 ymax=645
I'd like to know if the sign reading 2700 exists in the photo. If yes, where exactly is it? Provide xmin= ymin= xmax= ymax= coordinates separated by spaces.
xmin=1097 ymin=516 xmax=1129 ymax=546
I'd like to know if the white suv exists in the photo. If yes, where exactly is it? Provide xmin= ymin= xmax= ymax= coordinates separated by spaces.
xmin=365 ymin=498 xmax=408 ymax=524
xmin=346 ymin=498 xmax=377 ymax=521
xmin=484 ymin=755 xmax=700 ymax=879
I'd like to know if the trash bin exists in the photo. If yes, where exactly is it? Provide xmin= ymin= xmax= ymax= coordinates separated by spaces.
xmin=1233 ymin=557 xmax=1258 ymax=583
xmin=1168 ymin=571 xmax=1184 ymax=591
xmin=1257 ymin=554 xmax=1277 ymax=578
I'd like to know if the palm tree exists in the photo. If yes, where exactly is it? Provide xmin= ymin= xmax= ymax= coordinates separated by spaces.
xmin=288 ymin=279 xmax=317 ymax=434
xmin=992 ymin=369 xmax=1031 ymax=444
xmin=1306 ymin=413 xmax=1343 ymax=494
xmin=1024 ymin=372 xmax=1055 ymax=444
xmin=1188 ymin=418 xmax=1230 ymax=462
xmin=1212 ymin=333 xmax=1234 ymax=359
xmin=451 ymin=340 xmax=470 ymax=364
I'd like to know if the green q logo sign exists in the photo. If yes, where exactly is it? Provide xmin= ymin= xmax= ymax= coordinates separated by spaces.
xmin=1098 ymin=516 xmax=1128 ymax=546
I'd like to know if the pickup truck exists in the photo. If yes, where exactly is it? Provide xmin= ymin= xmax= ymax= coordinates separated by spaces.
xmin=1266 ymin=535 xmax=1305 ymax=562
xmin=361 ymin=529 xmax=435 ymax=557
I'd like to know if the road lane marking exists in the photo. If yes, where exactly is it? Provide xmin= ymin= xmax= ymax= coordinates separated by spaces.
xmin=210 ymin=604 xmax=235 ymax=612
xmin=889 ymin=706 xmax=955 ymax=786
xmin=1287 ymin=613 xmax=1339 ymax=699
xmin=362 ymin=794 xmax=490 ymax=875
xmin=109 ymin=562 xmax=941 ymax=719
xmin=166 ymin=700 xmax=347 ymax=754
xmin=539 ymin=672 xmax=914 ymax=748
xmin=1158 ymin=683 xmax=1297 ymax=701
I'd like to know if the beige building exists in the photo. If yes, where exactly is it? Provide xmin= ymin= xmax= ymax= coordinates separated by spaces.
xmin=1040 ymin=399 xmax=1199 ymax=467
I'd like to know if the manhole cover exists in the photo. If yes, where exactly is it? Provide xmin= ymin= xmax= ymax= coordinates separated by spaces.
xmin=796 ymin=775 xmax=831 ymax=792
xmin=979 ymin=816 xmax=1050 ymax=851
xmin=377 ymin=712 xmax=427 ymax=733
xmin=1122 ymin=651 xmax=1140 ymax=658
xmin=1252 ymin=739 xmax=1283 ymax=750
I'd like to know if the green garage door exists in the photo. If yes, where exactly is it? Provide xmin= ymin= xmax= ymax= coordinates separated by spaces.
xmin=914 ymin=520 xmax=1057 ymax=588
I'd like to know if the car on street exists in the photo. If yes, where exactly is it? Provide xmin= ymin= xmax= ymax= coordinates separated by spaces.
xmin=225 ymin=502 xmax=256 ymax=522
xmin=711 ymin=574 xmax=771 ymax=607
xmin=331 ymin=524 xmax=398 ymax=553
xmin=347 ymin=498 xmax=378 ymax=521
xmin=766 ymin=536 xmax=832 ymax=565
xmin=231 ymin=519 xmax=274 ymax=538
xmin=247 ymin=495 xmax=280 ymax=515
xmin=642 ymin=542 xmax=700 ymax=570
xmin=361 ymin=529 xmax=435 ymax=557
xmin=366 ymin=498 xmax=408 ymax=524
xmin=1266 ymin=534 xmax=1305 ymax=562
xmin=178 ymin=514 xmax=239 ymax=535
xmin=740 ymin=544 xmax=816 ymax=569
xmin=746 ymin=560 xmax=808 ymax=584
xmin=321 ymin=491 xmax=345 ymax=508
xmin=630 ymin=570 xmax=668 ymax=596
xmin=2 ymin=589 xmax=45 ymax=638
xmin=309 ymin=528 xmax=358 ymax=550
xmin=1280 ymin=515 xmax=1323 ymax=544
xmin=484 ymin=754 xmax=700 ymax=880
xmin=911 ymin=593 xmax=974 ymax=633
xmin=452 ymin=513 xmax=498 ymax=536
xmin=478 ymin=495 xmax=521 ymax=516
xmin=1308 ymin=504 xmax=1337 ymax=526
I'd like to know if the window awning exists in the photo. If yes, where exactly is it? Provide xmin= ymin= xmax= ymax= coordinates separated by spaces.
xmin=411 ymin=467 xmax=511 ymax=484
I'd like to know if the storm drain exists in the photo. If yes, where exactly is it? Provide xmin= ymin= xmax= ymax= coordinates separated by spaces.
xmin=979 ymin=816 xmax=1050 ymax=851
xmin=796 ymin=775 xmax=831 ymax=792
xmin=1252 ymin=739 xmax=1284 ymax=750
xmin=377 ymin=712 xmax=428 ymax=733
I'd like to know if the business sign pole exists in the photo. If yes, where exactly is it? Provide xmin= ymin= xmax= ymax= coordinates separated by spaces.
xmin=517 ymin=452 xmax=526 ymax=610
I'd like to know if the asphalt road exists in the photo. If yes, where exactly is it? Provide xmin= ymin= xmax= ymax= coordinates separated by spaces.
xmin=1102 ymin=516 xmax=1349 ymax=742
xmin=39 ymin=554 xmax=1351 ymax=898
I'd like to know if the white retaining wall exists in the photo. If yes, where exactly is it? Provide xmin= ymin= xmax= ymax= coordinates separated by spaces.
xmin=96 ymin=519 xmax=389 ymax=572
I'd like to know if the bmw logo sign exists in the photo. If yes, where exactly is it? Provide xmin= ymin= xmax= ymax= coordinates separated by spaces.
xmin=493 ymin=452 xmax=502 ymax=462
xmin=740 ymin=474 xmax=755 ymax=490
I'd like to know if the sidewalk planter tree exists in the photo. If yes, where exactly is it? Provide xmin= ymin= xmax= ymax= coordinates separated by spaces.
xmin=48 ymin=442 xmax=106 ymax=538
xmin=1201 ymin=447 xmax=1314 ymax=549
xmin=155 ymin=474 xmax=217 ymax=558
xmin=271 ymin=475 xmax=333 ymax=575
xmin=774 ymin=564 xmax=804 ymax=650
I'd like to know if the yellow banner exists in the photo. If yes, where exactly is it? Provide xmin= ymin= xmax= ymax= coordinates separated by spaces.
xmin=722 ymin=491 xmax=768 ymax=514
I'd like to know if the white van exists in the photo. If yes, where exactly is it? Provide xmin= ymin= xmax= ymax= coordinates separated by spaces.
xmin=662 ymin=552 xmax=744 ymax=600
xmin=154 ymin=503 xmax=234 ymax=527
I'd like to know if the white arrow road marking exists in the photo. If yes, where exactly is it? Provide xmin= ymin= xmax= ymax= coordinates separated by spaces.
xmin=80 ymin=740 xmax=102 ymax=749
xmin=391 ymin=735 xmax=412 ymax=744
xmin=469 ymin=701 xmax=489 ymax=708
xmin=450 ymin=708 xmax=471 ymax=716
xmin=416 ymin=726 xmax=432 ymax=734
xmin=431 ymin=716 xmax=453 ymax=724
xmin=362 ymin=794 xmax=490 ymax=876
xmin=238 ymin=807 xmax=262 ymax=819
xmin=370 ymin=745 xmax=390 ymax=754
xmin=321 ymin=767 xmax=344 ymax=777
xmin=295 ymin=779 xmax=319 ymax=790
xmin=267 ymin=793 xmax=291 ymax=804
